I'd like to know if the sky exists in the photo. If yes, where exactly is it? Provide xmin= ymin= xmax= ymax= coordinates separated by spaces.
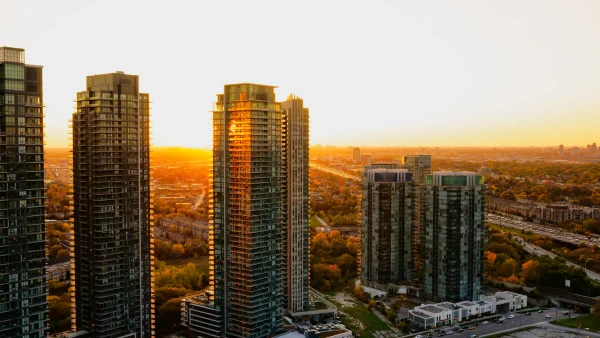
xmin=3 ymin=0 xmax=600 ymax=148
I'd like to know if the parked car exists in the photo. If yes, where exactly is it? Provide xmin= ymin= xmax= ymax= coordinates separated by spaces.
xmin=525 ymin=312 xmax=531 ymax=315
xmin=438 ymin=333 xmax=446 ymax=337
xmin=470 ymin=335 xmax=477 ymax=338
xmin=415 ymin=335 xmax=422 ymax=338
xmin=469 ymin=326 xmax=476 ymax=330
xmin=537 ymin=310 xmax=543 ymax=313
xmin=445 ymin=331 xmax=454 ymax=335
xmin=545 ymin=314 xmax=552 ymax=319
xmin=507 ymin=315 xmax=514 ymax=319
xmin=562 ymin=311 xmax=569 ymax=315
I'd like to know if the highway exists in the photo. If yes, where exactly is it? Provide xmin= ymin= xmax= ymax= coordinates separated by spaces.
xmin=310 ymin=163 xmax=360 ymax=182
xmin=488 ymin=213 xmax=600 ymax=247
xmin=512 ymin=234 xmax=600 ymax=281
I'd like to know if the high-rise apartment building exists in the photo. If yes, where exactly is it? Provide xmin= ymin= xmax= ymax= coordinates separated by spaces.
xmin=422 ymin=172 xmax=485 ymax=302
xmin=0 ymin=47 xmax=47 ymax=338
xmin=281 ymin=95 xmax=310 ymax=315
xmin=559 ymin=144 xmax=564 ymax=157
xmin=353 ymin=147 xmax=361 ymax=162
xmin=591 ymin=143 xmax=597 ymax=153
xmin=71 ymin=72 xmax=154 ymax=337
xmin=402 ymin=155 xmax=431 ymax=184
xmin=210 ymin=83 xmax=284 ymax=338
xmin=361 ymin=165 xmax=414 ymax=284
xmin=571 ymin=147 xmax=580 ymax=157
xmin=402 ymin=154 xmax=432 ymax=281
xmin=182 ymin=85 xmax=312 ymax=338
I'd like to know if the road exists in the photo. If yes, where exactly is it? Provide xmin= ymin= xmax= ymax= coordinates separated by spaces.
xmin=488 ymin=213 xmax=600 ymax=247
xmin=512 ymin=234 xmax=600 ymax=281
xmin=310 ymin=163 xmax=360 ymax=182
xmin=412 ymin=309 xmax=583 ymax=338
xmin=314 ymin=215 xmax=331 ymax=233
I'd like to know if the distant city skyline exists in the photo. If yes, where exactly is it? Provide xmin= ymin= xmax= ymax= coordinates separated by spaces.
xmin=3 ymin=1 xmax=600 ymax=148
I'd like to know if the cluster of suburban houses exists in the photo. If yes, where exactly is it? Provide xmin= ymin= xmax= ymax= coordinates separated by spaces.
xmin=408 ymin=291 xmax=528 ymax=329
xmin=489 ymin=198 xmax=600 ymax=223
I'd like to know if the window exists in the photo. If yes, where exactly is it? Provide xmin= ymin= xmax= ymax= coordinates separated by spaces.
xmin=3 ymin=64 xmax=25 ymax=79
xmin=0 ymin=80 xmax=25 ymax=91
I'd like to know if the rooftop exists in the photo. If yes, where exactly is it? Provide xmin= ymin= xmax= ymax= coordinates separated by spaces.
xmin=419 ymin=305 xmax=444 ymax=313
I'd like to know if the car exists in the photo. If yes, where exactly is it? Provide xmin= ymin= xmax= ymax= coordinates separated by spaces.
xmin=499 ymin=317 xmax=506 ymax=321
xmin=525 ymin=312 xmax=531 ymax=315
xmin=537 ymin=310 xmax=543 ymax=313
xmin=415 ymin=336 xmax=423 ymax=338
xmin=457 ymin=328 xmax=463 ymax=333
xmin=507 ymin=315 xmax=514 ymax=319
xmin=470 ymin=335 xmax=477 ymax=338
xmin=545 ymin=315 xmax=551 ymax=319
xmin=469 ymin=326 xmax=476 ymax=330
xmin=481 ymin=321 xmax=488 ymax=324
xmin=562 ymin=311 xmax=569 ymax=315
xmin=574 ymin=309 xmax=580 ymax=313
xmin=584 ymin=328 xmax=590 ymax=331
xmin=445 ymin=331 xmax=454 ymax=335
xmin=438 ymin=333 xmax=445 ymax=337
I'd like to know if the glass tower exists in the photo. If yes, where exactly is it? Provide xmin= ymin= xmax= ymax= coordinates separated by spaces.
xmin=281 ymin=95 xmax=309 ymax=314
xmin=71 ymin=72 xmax=154 ymax=337
xmin=361 ymin=165 xmax=414 ymax=285
xmin=422 ymin=172 xmax=485 ymax=302
xmin=210 ymin=84 xmax=283 ymax=337
xmin=0 ymin=46 xmax=47 ymax=338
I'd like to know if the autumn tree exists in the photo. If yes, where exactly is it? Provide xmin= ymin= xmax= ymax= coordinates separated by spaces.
xmin=520 ymin=260 xmax=540 ymax=284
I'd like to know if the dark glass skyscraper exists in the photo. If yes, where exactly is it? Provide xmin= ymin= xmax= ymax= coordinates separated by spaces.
xmin=181 ymin=85 xmax=312 ymax=338
xmin=281 ymin=95 xmax=309 ymax=314
xmin=0 ymin=46 xmax=47 ymax=338
xmin=422 ymin=172 xmax=485 ymax=302
xmin=71 ymin=72 xmax=154 ymax=337
xmin=361 ymin=165 xmax=414 ymax=285
xmin=210 ymin=84 xmax=283 ymax=338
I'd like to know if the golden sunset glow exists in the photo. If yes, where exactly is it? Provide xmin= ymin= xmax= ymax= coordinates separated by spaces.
xmin=3 ymin=0 xmax=600 ymax=148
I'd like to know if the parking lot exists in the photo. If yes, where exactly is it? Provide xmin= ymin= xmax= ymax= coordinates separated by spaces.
xmin=411 ymin=308 xmax=583 ymax=338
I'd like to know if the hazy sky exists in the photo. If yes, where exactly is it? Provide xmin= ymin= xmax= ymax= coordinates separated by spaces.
xmin=3 ymin=0 xmax=600 ymax=148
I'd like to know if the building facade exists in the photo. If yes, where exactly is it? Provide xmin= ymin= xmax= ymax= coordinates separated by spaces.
xmin=361 ymin=164 xmax=414 ymax=284
xmin=209 ymin=84 xmax=284 ymax=337
xmin=0 ymin=46 xmax=47 ymax=338
xmin=281 ymin=95 xmax=310 ymax=314
xmin=71 ymin=72 xmax=154 ymax=337
xmin=422 ymin=172 xmax=485 ymax=302
xmin=402 ymin=154 xmax=432 ymax=282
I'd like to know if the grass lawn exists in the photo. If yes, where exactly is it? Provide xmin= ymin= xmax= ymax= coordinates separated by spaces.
xmin=164 ymin=256 xmax=209 ymax=271
xmin=309 ymin=217 xmax=320 ymax=228
xmin=551 ymin=314 xmax=600 ymax=332
xmin=328 ymin=296 xmax=391 ymax=338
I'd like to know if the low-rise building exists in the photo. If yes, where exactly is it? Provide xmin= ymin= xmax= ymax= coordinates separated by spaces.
xmin=409 ymin=291 xmax=526 ymax=329
xmin=481 ymin=291 xmax=527 ymax=312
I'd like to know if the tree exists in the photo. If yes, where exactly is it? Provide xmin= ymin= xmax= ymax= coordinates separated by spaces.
xmin=521 ymin=260 xmax=540 ymax=284
xmin=386 ymin=307 xmax=397 ymax=322
xmin=170 ymin=244 xmax=185 ymax=259
xmin=367 ymin=300 xmax=377 ymax=310
xmin=157 ymin=298 xmax=183 ymax=335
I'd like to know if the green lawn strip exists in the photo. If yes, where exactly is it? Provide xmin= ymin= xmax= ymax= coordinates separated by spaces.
xmin=309 ymin=217 xmax=320 ymax=228
xmin=327 ymin=297 xmax=391 ymax=338
xmin=550 ymin=314 xmax=600 ymax=331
